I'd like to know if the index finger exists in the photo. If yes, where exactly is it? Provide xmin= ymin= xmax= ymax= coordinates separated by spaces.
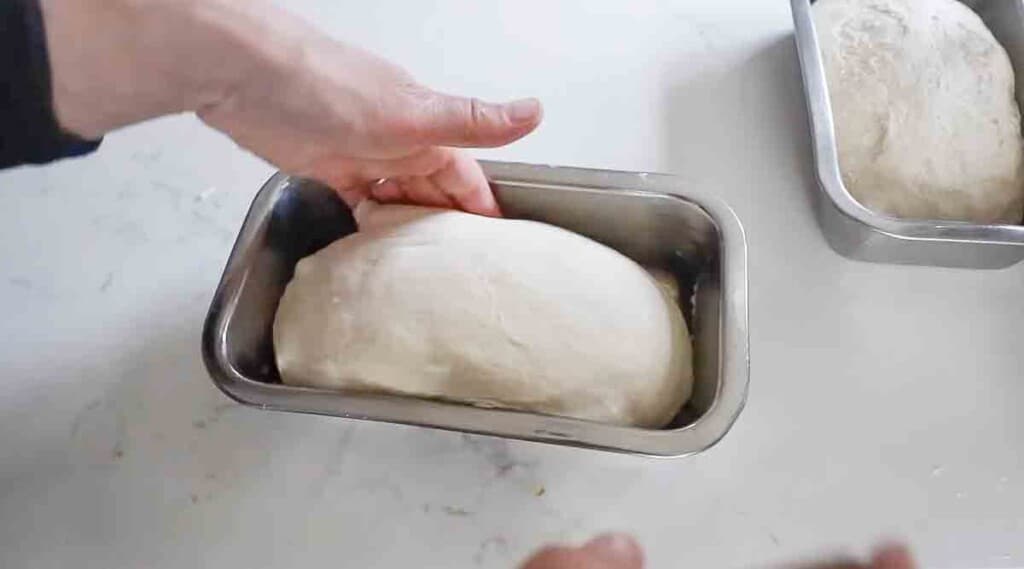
xmin=429 ymin=149 xmax=502 ymax=217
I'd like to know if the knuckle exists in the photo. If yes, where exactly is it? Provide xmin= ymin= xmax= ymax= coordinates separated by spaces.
xmin=412 ymin=150 xmax=449 ymax=175
xmin=468 ymin=97 xmax=486 ymax=126
xmin=430 ymin=94 xmax=489 ymax=143
xmin=381 ymin=87 xmax=495 ymax=145
xmin=465 ymin=97 xmax=490 ymax=141
xmin=442 ymin=176 xmax=475 ymax=199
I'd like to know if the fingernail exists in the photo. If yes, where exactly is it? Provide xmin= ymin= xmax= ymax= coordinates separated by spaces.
xmin=505 ymin=98 xmax=541 ymax=124
xmin=584 ymin=533 xmax=643 ymax=566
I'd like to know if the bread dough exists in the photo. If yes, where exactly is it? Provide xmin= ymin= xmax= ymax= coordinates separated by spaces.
xmin=814 ymin=0 xmax=1024 ymax=223
xmin=273 ymin=201 xmax=693 ymax=428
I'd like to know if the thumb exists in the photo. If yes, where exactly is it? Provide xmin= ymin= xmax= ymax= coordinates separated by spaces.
xmin=412 ymin=91 xmax=543 ymax=147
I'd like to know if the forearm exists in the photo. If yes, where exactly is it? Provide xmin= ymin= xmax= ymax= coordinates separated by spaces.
xmin=0 ymin=0 xmax=100 ymax=167
xmin=40 ymin=0 xmax=303 ymax=138
xmin=32 ymin=0 xmax=540 ymax=216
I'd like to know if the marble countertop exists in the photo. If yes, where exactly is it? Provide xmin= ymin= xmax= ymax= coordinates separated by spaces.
xmin=1 ymin=1 xmax=1021 ymax=567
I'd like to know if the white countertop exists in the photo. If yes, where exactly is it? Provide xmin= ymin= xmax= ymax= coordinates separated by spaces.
xmin=1 ymin=1 xmax=1022 ymax=567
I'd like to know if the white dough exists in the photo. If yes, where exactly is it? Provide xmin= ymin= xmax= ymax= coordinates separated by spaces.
xmin=814 ymin=0 xmax=1024 ymax=223
xmin=273 ymin=202 xmax=693 ymax=428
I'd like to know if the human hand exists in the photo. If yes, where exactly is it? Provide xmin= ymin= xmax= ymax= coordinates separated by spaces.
xmin=807 ymin=544 xmax=917 ymax=569
xmin=521 ymin=534 xmax=644 ymax=569
xmin=519 ymin=536 xmax=917 ymax=569
xmin=41 ymin=0 xmax=542 ymax=216
xmin=195 ymin=11 xmax=542 ymax=217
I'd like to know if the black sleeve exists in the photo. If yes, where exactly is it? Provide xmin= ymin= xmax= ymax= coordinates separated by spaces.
xmin=0 ymin=0 xmax=101 ymax=169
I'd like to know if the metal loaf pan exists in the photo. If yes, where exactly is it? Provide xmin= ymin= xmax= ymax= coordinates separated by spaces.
xmin=792 ymin=0 xmax=1024 ymax=269
xmin=202 ymin=161 xmax=749 ymax=457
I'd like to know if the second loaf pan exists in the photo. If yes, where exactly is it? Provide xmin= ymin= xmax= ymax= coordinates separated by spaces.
xmin=792 ymin=0 xmax=1024 ymax=269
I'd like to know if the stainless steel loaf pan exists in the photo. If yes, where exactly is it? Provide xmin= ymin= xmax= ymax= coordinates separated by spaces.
xmin=792 ymin=0 xmax=1024 ymax=269
xmin=202 ymin=161 xmax=749 ymax=457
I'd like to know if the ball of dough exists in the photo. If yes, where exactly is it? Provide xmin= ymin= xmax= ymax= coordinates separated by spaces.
xmin=814 ymin=0 xmax=1024 ymax=223
xmin=273 ymin=202 xmax=693 ymax=428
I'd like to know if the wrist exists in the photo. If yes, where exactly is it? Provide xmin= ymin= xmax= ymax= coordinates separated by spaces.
xmin=40 ymin=0 xmax=265 ymax=138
